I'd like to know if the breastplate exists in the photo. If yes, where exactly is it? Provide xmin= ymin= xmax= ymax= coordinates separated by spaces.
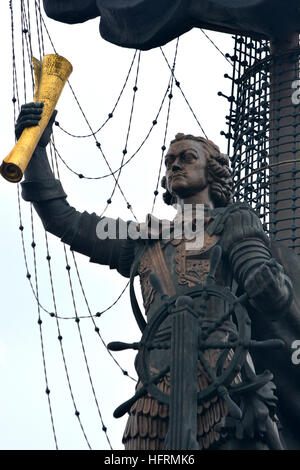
xmin=138 ymin=228 xmax=232 ymax=322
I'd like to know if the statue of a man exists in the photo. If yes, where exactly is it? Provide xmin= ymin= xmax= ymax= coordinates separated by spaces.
xmin=17 ymin=102 xmax=295 ymax=450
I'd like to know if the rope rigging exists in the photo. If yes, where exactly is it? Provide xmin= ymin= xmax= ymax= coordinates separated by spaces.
xmin=151 ymin=38 xmax=180 ymax=214
xmin=98 ymin=50 xmax=142 ymax=219
xmin=49 ymin=80 xmax=172 ymax=181
xmin=55 ymin=50 xmax=138 ymax=139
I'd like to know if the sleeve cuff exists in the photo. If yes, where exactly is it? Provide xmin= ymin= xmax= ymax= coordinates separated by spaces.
xmin=21 ymin=179 xmax=67 ymax=202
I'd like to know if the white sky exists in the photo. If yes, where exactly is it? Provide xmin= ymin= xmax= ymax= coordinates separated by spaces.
xmin=0 ymin=1 xmax=234 ymax=450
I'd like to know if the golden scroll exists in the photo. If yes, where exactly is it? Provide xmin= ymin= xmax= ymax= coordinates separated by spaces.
xmin=1 ymin=54 xmax=73 ymax=183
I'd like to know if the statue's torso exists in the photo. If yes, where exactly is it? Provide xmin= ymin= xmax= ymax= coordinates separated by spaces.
xmin=123 ymin=219 xmax=239 ymax=450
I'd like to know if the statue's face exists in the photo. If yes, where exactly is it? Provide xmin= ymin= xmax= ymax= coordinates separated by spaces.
xmin=164 ymin=139 xmax=208 ymax=199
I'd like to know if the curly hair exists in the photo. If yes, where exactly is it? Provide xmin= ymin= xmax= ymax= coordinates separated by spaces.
xmin=161 ymin=133 xmax=233 ymax=207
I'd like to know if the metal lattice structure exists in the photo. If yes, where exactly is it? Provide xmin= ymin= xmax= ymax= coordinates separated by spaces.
xmin=226 ymin=35 xmax=300 ymax=254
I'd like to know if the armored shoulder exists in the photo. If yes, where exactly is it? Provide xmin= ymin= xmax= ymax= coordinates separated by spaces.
xmin=207 ymin=203 xmax=274 ymax=291
xmin=208 ymin=203 xmax=269 ymax=254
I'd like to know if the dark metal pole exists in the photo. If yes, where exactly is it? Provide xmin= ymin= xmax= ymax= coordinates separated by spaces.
xmin=165 ymin=303 xmax=199 ymax=450
xmin=270 ymin=33 xmax=300 ymax=253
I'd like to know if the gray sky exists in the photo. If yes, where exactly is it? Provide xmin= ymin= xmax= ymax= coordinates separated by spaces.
xmin=0 ymin=1 xmax=233 ymax=450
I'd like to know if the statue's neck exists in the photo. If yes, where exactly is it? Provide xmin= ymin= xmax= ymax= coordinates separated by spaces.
xmin=175 ymin=186 xmax=214 ymax=211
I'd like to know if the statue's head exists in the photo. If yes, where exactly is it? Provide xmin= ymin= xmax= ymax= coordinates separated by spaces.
xmin=161 ymin=133 xmax=232 ymax=208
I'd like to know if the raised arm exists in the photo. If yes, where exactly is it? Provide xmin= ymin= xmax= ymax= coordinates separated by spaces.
xmin=18 ymin=102 xmax=134 ymax=276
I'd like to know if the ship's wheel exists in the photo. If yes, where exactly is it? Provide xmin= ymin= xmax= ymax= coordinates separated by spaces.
xmin=109 ymin=245 xmax=284 ymax=422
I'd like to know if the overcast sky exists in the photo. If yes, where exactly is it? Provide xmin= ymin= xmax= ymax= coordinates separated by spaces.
xmin=0 ymin=1 xmax=234 ymax=450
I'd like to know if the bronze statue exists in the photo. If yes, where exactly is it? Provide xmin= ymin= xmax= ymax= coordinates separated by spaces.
xmin=17 ymin=102 xmax=299 ymax=450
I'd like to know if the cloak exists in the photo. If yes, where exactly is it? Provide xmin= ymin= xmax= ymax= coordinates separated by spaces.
xmin=42 ymin=0 xmax=300 ymax=50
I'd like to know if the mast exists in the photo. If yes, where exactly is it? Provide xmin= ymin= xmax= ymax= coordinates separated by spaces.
xmin=269 ymin=33 xmax=300 ymax=252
